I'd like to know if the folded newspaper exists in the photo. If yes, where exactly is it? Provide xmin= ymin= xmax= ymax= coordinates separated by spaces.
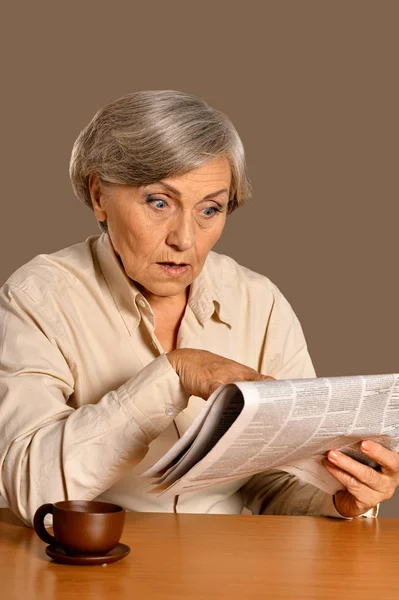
xmin=144 ymin=373 xmax=399 ymax=496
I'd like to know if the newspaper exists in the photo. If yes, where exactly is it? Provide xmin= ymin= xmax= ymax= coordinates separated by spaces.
xmin=144 ymin=373 xmax=399 ymax=496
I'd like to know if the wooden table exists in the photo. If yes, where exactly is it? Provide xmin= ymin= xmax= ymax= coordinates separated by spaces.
xmin=1 ymin=508 xmax=398 ymax=599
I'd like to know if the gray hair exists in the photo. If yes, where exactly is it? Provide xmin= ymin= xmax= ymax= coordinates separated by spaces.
xmin=69 ymin=90 xmax=252 ymax=232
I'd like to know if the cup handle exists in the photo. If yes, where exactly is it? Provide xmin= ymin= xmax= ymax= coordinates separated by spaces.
xmin=33 ymin=503 xmax=56 ymax=545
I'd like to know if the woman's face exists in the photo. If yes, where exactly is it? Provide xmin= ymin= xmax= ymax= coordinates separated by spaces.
xmin=90 ymin=156 xmax=231 ymax=303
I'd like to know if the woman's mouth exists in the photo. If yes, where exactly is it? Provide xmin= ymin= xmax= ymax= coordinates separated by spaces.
xmin=156 ymin=262 xmax=190 ymax=277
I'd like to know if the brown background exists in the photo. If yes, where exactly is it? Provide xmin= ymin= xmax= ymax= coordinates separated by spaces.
xmin=1 ymin=2 xmax=398 ymax=515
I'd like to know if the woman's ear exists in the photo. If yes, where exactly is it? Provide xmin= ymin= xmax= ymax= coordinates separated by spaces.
xmin=88 ymin=174 xmax=107 ymax=222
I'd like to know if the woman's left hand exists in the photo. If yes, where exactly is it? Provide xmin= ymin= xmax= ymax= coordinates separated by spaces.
xmin=323 ymin=441 xmax=399 ymax=518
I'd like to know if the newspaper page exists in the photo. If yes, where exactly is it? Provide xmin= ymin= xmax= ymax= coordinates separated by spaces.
xmin=144 ymin=384 xmax=240 ymax=479
xmin=144 ymin=373 xmax=399 ymax=496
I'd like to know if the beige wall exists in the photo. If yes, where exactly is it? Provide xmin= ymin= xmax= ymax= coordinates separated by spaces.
xmin=2 ymin=1 xmax=398 ymax=516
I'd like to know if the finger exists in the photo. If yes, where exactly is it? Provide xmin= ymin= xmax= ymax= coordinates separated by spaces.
xmin=323 ymin=460 xmax=383 ymax=505
xmin=326 ymin=450 xmax=388 ymax=493
xmin=360 ymin=441 xmax=399 ymax=475
xmin=254 ymin=373 xmax=275 ymax=381
xmin=240 ymin=374 xmax=270 ymax=382
xmin=207 ymin=380 xmax=225 ymax=398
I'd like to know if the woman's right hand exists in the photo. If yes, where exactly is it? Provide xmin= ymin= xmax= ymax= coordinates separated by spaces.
xmin=167 ymin=348 xmax=273 ymax=400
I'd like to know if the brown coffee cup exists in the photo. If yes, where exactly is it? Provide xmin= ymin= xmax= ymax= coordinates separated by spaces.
xmin=33 ymin=500 xmax=125 ymax=555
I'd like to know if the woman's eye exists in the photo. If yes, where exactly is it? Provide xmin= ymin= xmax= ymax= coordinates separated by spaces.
xmin=147 ymin=197 xmax=168 ymax=210
xmin=202 ymin=206 xmax=218 ymax=217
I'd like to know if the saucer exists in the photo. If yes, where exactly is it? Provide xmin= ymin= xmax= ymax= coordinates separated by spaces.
xmin=45 ymin=542 xmax=130 ymax=566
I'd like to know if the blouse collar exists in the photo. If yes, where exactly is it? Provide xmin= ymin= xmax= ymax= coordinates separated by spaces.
xmin=94 ymin=233 xmax=232 ymax=334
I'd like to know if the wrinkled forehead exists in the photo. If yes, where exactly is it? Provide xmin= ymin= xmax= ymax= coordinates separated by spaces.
xmin=141 ymin=157 xmax=232 ymax=197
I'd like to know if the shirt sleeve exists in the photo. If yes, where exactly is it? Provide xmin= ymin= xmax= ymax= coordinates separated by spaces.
xmin=242 ymin=470 xmax=379 ymax=518
xmin=241 ymin=470 xmax=344 ymax=517
xmin=242 ymin=283 xmax=378 ymax=519
xmin=0 ymin=283 xmax=189 ymax=526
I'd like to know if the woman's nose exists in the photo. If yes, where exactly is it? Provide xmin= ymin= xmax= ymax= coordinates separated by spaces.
xmin=166 ymin=212 xmax=195 ymax=251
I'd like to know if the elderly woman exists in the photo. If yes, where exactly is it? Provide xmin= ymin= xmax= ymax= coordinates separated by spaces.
xmin=0 ymin=90 xmax=397 ymax=526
